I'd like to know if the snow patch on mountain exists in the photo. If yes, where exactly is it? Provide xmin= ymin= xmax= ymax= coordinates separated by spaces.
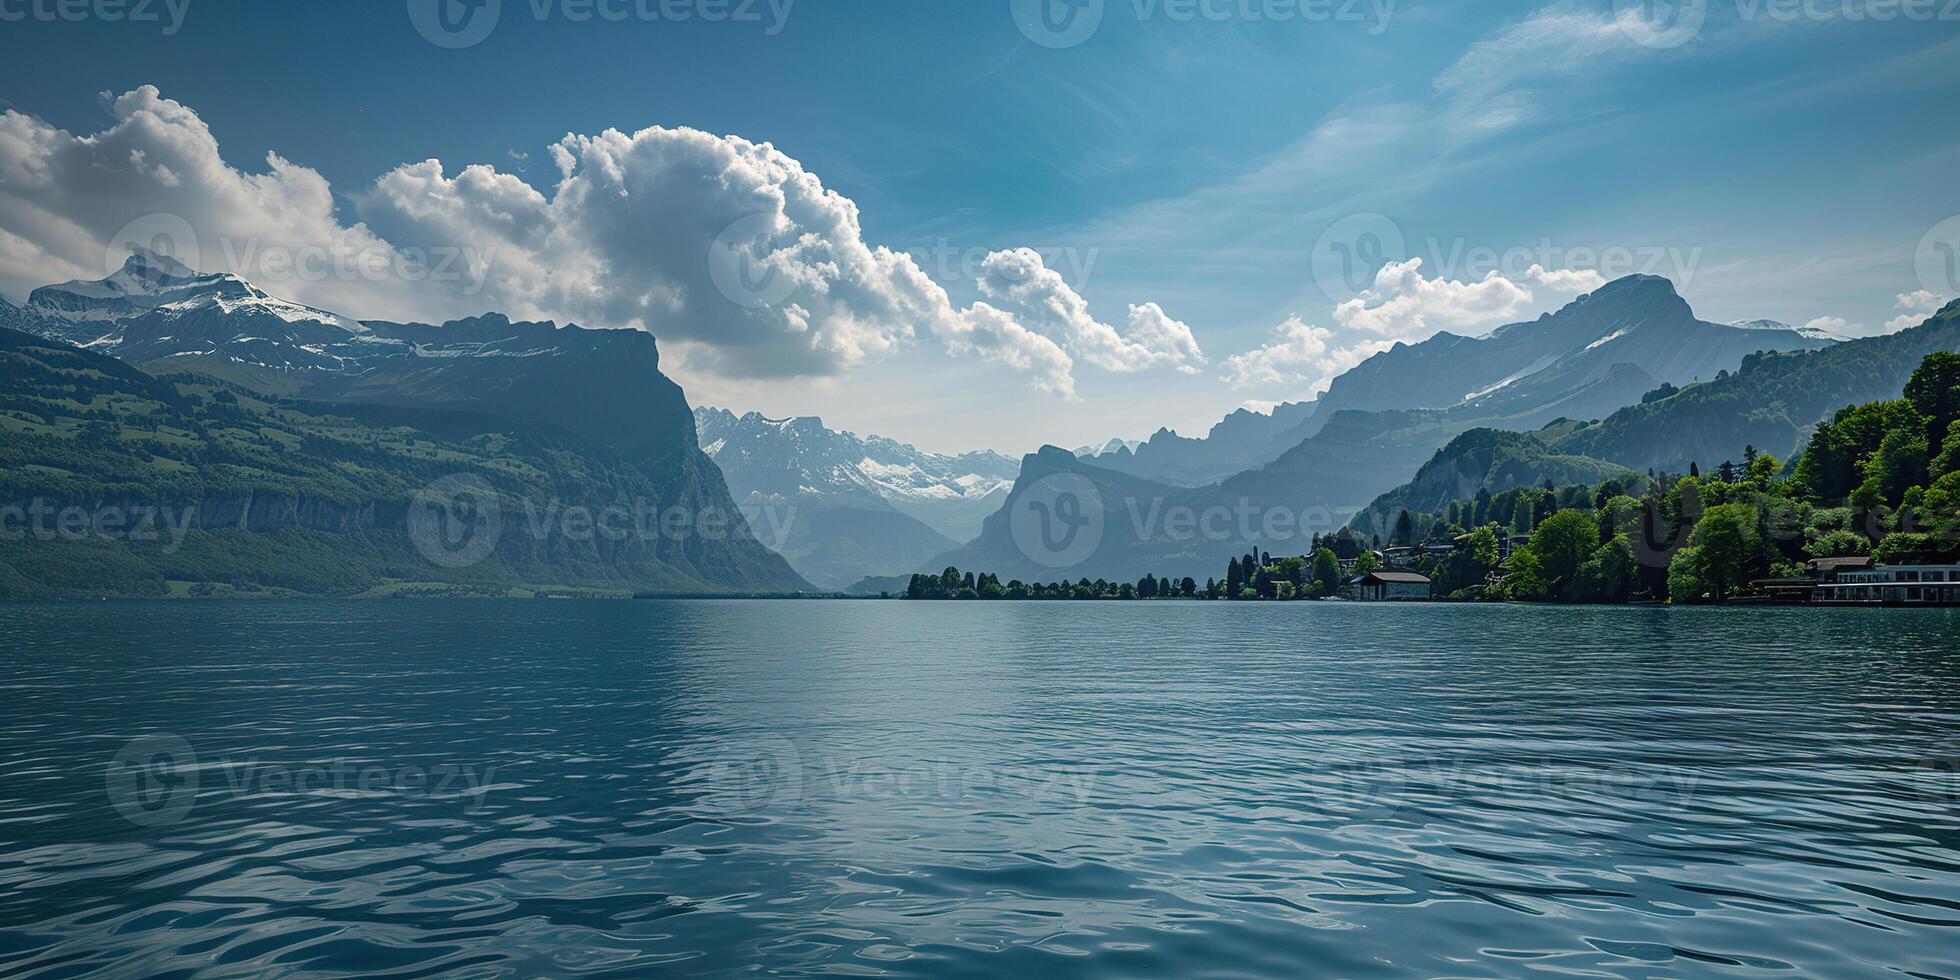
xmin=695 ymin=407 xmax=1018 ymax=543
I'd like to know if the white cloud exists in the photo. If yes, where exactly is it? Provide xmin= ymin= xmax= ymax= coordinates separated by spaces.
xmin=0 ymin=86 xmax=1184 ymax=396
xmin=1804 ymin=315 xmax=1861 ymax=336
xmin=941 ymin=302 xmax=1078 ymax=398
xmin=1224 ymin=259 xmax=1604 ymax=398
xmin=1223 ymin=316 xmax=1390 ymax=393
xmin=1528 ymin=264 xmax=1611 ymax=293
xmin=1881 ymin=289 xmax=1948 ymax=334
xmin=1331 ymin=258 xmax=1602 ymax=341
xmin=1432 ymin=6 xmax=1657 ymax=136
xmin=973 ymin=248 xmax=1205 ymax=374
xmin=1897 ymin=289 xmax=1947 ymax=314
xmin=0 ymin=86 xmax=426 ymax=320
xmin=1123 ymin=303 xmax=1206 ymax=374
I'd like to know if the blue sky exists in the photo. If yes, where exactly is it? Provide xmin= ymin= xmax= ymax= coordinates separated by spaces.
xmin=1 ymin=0 xmax=1956 ymax=453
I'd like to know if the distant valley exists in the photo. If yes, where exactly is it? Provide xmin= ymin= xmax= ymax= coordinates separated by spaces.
xmin=694 ymin=408 xmax=1019 ymax=589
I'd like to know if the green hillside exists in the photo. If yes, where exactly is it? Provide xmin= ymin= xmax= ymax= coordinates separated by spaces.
xmin=0 ymin=327 xmax=808 ymax=598
xmin=1557 ymin=300 xmax=1960 ymax=471
xmin=1350 ymin=426 xmax=1638 ymax=538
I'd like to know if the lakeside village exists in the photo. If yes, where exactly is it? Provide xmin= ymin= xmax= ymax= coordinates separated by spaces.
xmin=906 ymin=353 xmax=1960 ymax=607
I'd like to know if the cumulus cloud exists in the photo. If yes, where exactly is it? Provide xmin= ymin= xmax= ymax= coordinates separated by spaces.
xmin=1223 ymin=259 xmax=1604 ymax=399
xmin=1223 ymin=316 xmax=1391 ymax=392
xmin=973 ymin=248 xmax=1205 ymax=374
xmin=0 ymin=86 xmax=1184 ymax=395
xmin=940 ymin=302 xmax=1078 ymax=398
xmin=1331 ymin=258 xmax=1603 ymax=341
xmin=0 ymin=86 xmax=426 ymax=319
xmin=1881 ymin=289 xmax=1948 ymax=334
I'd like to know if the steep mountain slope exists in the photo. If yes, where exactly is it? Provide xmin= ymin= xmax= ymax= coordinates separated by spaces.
xmin=923 ymin=448 xmax=1223 ymax=583
xmin=912 ymin=276 xmax=1843 ymax=585
xmin=26 ymin=248 xmax=367 ymax=355
xmin=0 ymin=326 xmax=809 ymax=597
xmin=1349 ymin=426 xmax=1638 ymax=537
xmin=1320 ymin=276 xmax=1829 ymax=426
xmin=1556 ymin=300 xmax=1960 ymax=472
xmin=1346 ymin=303 xmax=1960 ymax=537
xmin=910 ymin=417 xmax=1439 ymax=584
xmin=6 ymin=254 xmax=808 ymax=594
xmin=694 ymin=408 xmax=1017 ymax=541
xmin=1085 ymin=277 xmax=1827 ymax=488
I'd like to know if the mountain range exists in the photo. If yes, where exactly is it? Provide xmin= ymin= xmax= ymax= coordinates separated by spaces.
xmin=692 ymin=408 xmax=1019 ymax=588
xmin=1084 ymin=276 xmax=1831 ymax=488
xmin=862 ymin=278 xmax=1950 ymax=588
xmin=9 ymin=251 xmax=1955 ymax=598
xmin=0 ymin=251 xmax=808 ymax=597
xmin=1346 ymin=298 xmax=1960 ymax=537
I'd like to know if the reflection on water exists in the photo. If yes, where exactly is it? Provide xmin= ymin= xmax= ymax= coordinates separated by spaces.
xmin=0 ymin=600 xmax=1955 ymax=977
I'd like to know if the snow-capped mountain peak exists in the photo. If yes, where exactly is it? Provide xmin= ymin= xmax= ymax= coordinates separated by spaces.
xmin=694 ymin=406 xmax=1019 ymax=542
xmin=25 ymin=249 xmax=367 ymax=354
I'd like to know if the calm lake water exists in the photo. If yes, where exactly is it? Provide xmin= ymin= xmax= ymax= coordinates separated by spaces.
xmin=0 ymin=600 xmax=1955 ymax=978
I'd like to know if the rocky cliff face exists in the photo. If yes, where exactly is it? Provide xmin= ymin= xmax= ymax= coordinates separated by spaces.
xmin=3 ymin=256 xmax=809 ymax=595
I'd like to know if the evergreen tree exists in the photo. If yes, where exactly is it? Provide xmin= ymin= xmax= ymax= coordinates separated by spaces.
xmin=1392 ymin=509 xmax=1414 ymax=547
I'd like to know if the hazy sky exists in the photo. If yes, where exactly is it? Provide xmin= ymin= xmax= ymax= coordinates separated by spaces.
xmin=1 ymin=0 xmax=1956 ymax=454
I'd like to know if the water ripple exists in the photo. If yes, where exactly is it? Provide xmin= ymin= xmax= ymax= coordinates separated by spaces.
xmin=0 ymin=600 xmax=1955 ymax=977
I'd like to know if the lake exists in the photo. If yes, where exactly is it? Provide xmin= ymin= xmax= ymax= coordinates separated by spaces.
xmin=0 ymin=600 xmax=1955 ymax=977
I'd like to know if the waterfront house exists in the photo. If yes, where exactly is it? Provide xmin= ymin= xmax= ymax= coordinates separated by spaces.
xmin=1813 ymin=565 xmax=1960 ymax=605
xmin=1349 ymin=571 xmax=1433 ymax=601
